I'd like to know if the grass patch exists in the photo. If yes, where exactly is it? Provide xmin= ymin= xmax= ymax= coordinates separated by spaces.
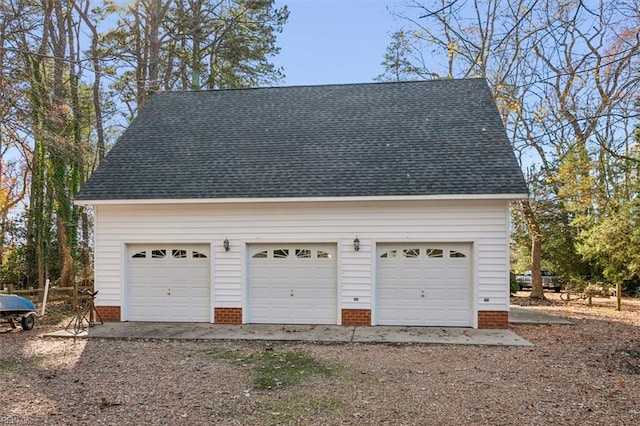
xmin=0 ymin=359 xmax=20 ymax=373
xmin=237 ymin=348 xmax=338 ymax=390
xmin=197 ymin=344 xmax=341 ymax=390
xmin=621 ymin=344 xmax=640 ymax=374
xmin=198 ymin=346 xmax=238 ymax=361
xmin=266 ymin=393 xmax=343 ymax=422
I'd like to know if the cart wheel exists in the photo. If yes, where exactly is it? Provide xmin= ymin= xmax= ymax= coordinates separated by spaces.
xmin=21 ymin=315 xmax=35 ymax=331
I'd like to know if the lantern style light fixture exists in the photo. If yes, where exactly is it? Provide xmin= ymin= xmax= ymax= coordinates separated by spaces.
xmin=354 ymin=237 xmax=360 ymax=252
xmin=223 ymin=238 xmax=230 ymax=252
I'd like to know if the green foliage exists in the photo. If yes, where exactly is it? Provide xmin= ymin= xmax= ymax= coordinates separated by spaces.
xmin=376 ymin=30 xmax=426 ymax=82
xmin=510 ymin=208 xmax=531 ymax=273
xmin=103 ymin=0 xmax=289 ymax=114
xmin=0 ymin=244 xmax=26 ymax=289
xmin=577 ymin=198 xmax=640 ymax=284
xmin=1 ymin=0 xmax=289 ymax=288
xmin=510 ymin=271 xmax=519 ymax=294
xmin=556 ymin=143 xmax=595 ymax=225
xmin=511 ymin=197 xmax=590 ymax=280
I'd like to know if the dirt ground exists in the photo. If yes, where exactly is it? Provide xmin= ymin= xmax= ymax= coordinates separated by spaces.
xmin=1 ymin=295 xmax=639 ymax=425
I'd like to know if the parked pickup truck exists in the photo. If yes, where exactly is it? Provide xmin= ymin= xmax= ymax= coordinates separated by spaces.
xmin=516 ymin=270 xmax=562 ymax=292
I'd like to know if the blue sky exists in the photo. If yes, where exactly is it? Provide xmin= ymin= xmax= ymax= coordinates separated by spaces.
xmin=272 ymin=1 xmax=403 ymax=86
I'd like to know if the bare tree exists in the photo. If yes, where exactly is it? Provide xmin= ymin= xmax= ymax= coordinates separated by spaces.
xmin=384 ymin=0 xmax=640 ymax=298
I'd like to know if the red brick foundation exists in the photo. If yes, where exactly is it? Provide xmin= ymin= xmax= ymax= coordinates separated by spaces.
xmin=341 ymin=309 xmax=372 ymax=326
xmin=478 ymin=311 xmax=509 ymax=329
xmin=214 ymin=307 xmax=243 ymax=324
xmin=95 ymin=306 xmax=121 ymax=322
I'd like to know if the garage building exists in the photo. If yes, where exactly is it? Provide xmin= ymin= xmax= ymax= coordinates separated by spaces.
xmin=75 ymin=79 xmax=528 ymax=328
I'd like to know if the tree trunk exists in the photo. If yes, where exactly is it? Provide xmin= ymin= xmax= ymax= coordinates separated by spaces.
xmin=148 ymin=0 xmax=162 ymax=96
xmin=57 ymin=216 xmax=74 ymax=288
xmin=133 ymin=3 xmax=147 ymax=107
xmin=81 ymin=207 xmax=90 ymax=285
xmin=75 ymin=2 xmax=103 ymax=287
xmin=25 ymin=55 xmax=48 ymax=289
xmin=49 ymin=0 xmax=74 ymax=289
xmin=520 ymin=199 xmax=546 ymax=300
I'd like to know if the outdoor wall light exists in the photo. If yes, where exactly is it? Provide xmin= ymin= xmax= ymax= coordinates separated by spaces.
xmin=354 ymin=237 xmax=360 ymax=252
xmin=223 ymin=238 xmax=230 ymax=252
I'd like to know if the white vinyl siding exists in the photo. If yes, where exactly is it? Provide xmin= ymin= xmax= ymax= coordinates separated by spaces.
xmin=94 ymin=200 xmax=511 ymax=325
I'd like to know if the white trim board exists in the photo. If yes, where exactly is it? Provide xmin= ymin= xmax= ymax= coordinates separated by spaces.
xmin=76 ymin=193 xmax=528 ymax=206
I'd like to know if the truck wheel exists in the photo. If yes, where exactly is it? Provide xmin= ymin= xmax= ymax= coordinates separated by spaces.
xmin=21 ymin=315 xmax=35 ymax=331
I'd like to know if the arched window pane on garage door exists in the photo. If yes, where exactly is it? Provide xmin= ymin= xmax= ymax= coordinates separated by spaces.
xmin=273 ymin=249 xmax=289 ymax=259
xmin=426 ymin=248 xmax=443 ymax=258
xmin=380 ymin=250 xmax=398 ymax=259
xmin=449 ymin=250 xmax=467 ymax=258
xmin=295 ymin=249 xmax=311 ymax=258
xmin=403 ymin=248 xmax=420 ymax=258
xmin=317 ymin=250 xmax=333 ymax=259
xmin=172 ymin=249 xmax=187 ymax=258
xmin=151 ymin=249 xmax=166 ymax=258
xmin=252 ymin=250 xmax=268 ymax=259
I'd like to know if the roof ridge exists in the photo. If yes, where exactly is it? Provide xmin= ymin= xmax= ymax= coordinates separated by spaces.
xmin=151 ymin=77 xmax=488 ymax=95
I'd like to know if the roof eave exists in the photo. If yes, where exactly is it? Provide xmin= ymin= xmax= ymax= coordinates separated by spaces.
xmin=75 ymin=193 xmax=529 ymax=206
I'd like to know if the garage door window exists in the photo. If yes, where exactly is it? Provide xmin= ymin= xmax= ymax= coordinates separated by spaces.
xmin=403 ymin=248 xmax=420 ymax=258
xmin=317 ymin=250 xmax=332 ymax=259
xmin=274 ymin=249 xmax=289 ymax=258
xmin=449 ymin=250 xmax=467 ymax=258
xmin=426 ymin=248 xmax=443 ymax=258
xmin=253 ymin=247 xmax=336 ymax=260
xmin=151 ymin=249 xmax=166 ymax=258
xmin=380 ymin=250 xmax=398 ymax=259
xmin=132 ymin=248 xmax=208 ymax=259
xmin=381 ymin=247 xmax=466 ymax=260
xmin=295 ymin=249 xmax=311 ymax=258
xmin=172 ymin=249 xmax=187 ymax=258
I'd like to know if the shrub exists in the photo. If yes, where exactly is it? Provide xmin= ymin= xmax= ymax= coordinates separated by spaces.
xmin=510 ymin=271 xmax=519 ymax=294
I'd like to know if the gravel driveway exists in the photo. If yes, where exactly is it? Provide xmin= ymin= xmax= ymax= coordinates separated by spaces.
xmin=1 ymin=295 xmax=639 ymax=425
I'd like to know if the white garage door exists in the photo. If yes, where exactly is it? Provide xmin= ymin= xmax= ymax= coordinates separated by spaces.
xmin=249 ymin=244 xmax=337 ymax=324
xmin=128 ymin=244 xmax=210 ymax=322
xmin=377 ymin=243 xmax=472 ymax=326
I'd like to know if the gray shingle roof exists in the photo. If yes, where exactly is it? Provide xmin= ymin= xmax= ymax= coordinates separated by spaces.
xmin=75 ymin=78 xmax=528 ymax=201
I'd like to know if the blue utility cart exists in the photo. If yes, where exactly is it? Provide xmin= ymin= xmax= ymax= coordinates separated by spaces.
xmin=0 ymin=294 xmax=36 ymax=330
